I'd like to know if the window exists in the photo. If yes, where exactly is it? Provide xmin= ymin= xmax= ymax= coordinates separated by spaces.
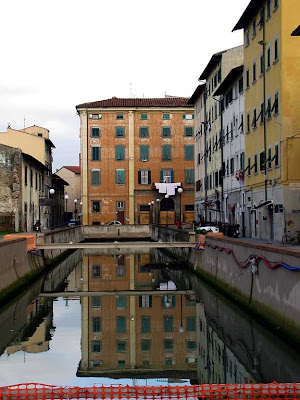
xmin=187 ymin=341 xmax=196 ymax=351
xmin=246 ymin=69 xmax=250 ymax=90
xmin=141 ymin=339 xmax=151 ymax=351
xmin=140 ymin=113 xmax=148 ymax=120
xmin=260 ymin=102 xmax=265 ymax=124
xmin=185 ymin=145 xmax=194 ymax=161
xmin=164 ymin=339 xmax=174 ymax=352
xmin=238 ymin=77 xmax=244 ymax=93
xmin=92 ymin=296 xmax=101 ymax=309
xmin=30 ymin=169 xmax=33 ymax=187
xmin=274 ymin=37 xmax=279 ymax=61
xmin=91 ymin=169 xmax=101 ymax=186
xmin=116 ymin=316 xmax=126 ymax=333
xmin=117 ymin=340 xmax=126 ymax=352
xmin=91 ymin=146 xmax=100 ymax=161
xmin=260 ymin=151 xmax=266 ymax=171
xmin=25 ymin=166 xmax=27 ymax=186
xmin=164 ymin=316 xmax=173 ymax=332
xmin=116 ymin=295 xmax=126 ymax=309
xmin=267 ymin=96 xmax=272 ymax=119
xmin=240 ymin=152 xmax=245 ymax=171
xmin=185 ymin=204 xmax=195 ymax=211
xmin=240 ymin=114 xmax=244 ymax=133
xmin=246 ymin=29 xmax=250 ymax=46
xmin=92 ymin=200 xmax=101 ymax=213
xmin=116 ymin=264 xmax=126 ymax=277
xmin=160 ymin=169 xmax=174 ymax=183
xmin=92 ymin=317 xmax=101 ymax=333
xmin=165 ymin=358 xmax=173 ymax=366
xmin=163 ymin=113 xmax=170 ymax=120
xmin=162 ymin=145 xmax=172 ymax=161
xmin=183 ymin=114 xmax=194 ymax=120
xmin=92 ymin=265 xmax=101 ymax=277
xmin=186 ymin=316 xmax=196 ymax=332
xmin=116 ymin=169 xmax=125 ymax=185
xmin=139 ymin=127 xmax=149 ymax=137
xmin=140 ymin=145 xmax=149 ymax=161
xmin=89 ymin=114 xmax=102 ymax=120
xmin=161 ymin=295 xmax=175 ymax=308
xmin=260 ymin=52 xmax=264 ymax=75
xmin=115 ymin=126 xmax=125 ymax=137
xmin=248 ymin=156 xmax=251 ymax=176
xmin=138 ymin=170 xmax=151 ymax=185
xmin=141 ymin=316 xmax=151 ymax=333
xmin=267 ymin=45 xmax=271 ymax=68
xmin=91 ymin=340 xmax=101 ymax=353
xmin=185 ymin=169 xmax=194 ymax=185
xmin=162 ymin=127 xmax=171 ymax=137
xmin=139 ymin=295 xmax=152 ymax=308
xmin=115 ymin=145 xmax=125 ymax=161
xmin=252 ymin=108 xmax=257 ymax=128
xmin=268 ymin=147 xmax=272 ymax=169
xmin=252 ymin=18 xmax=256 ymax=37
xmin=116 ymin=113 xmax=123 ymax=120
xmin=91 ymin=127 xmax=100 ymax=137
xmin=247 ymin=112 xmax=250 ymax=132
xmin=184 ymin=127 xmax=193 ymax=137
xmin=230 ymin=158 xmax=234 ymax=174
xmin=274 ymin=0 xmax=278 ymax=10
xmin=254 ymin=154 xmax=258 ymax=174
xmin=275 ymin=144 xmax=279 ymax=166
xmin=35 ymin=173 xmax=38 ymax=190
xmin=259 ymin=7 xmax=265 ymax=27
xmin=267 ymin=0 xmax=271 ymax=18
xmin=253 ymin=60 xmax=257 ymax=82
xmin=118 ymin=360 xmax=125 ymax=367
xmin=273 ymin=90 xmax=279 ymax=114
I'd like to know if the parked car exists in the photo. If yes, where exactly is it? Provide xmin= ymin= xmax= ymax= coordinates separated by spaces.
xmin=195 ymin=226 xmax=219 ymax=234
xmin=68 ymin=219 xmax=76 ymax=227
xmin=107 ymin=220 xmax=122 ymax=225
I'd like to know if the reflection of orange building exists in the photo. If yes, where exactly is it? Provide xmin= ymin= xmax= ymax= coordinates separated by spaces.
xmin=78 ymin=253 xmax=197 ymax=379
xmin=76 ymin=98 xmax=195 ymax=226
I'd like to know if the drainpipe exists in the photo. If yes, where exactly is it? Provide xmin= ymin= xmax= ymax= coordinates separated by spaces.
xmin=203 ymin=91 xmax=208 ymax=222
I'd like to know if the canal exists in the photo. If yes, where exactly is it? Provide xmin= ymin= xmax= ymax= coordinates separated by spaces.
xmin=0 ymin=248 xmax=299 ymax=387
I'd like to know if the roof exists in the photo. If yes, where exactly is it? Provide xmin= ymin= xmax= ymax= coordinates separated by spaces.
xmin=188 ymin=84 xmax=205 ymax=104
xmin=199 ymin=51 xmax=225 ymax=80
xmin=213 ymin=65 xmax=244 ymax=96
xmin=291 ymin=25 xmax=300 ymax=36
xmin=232 ymin=0 xmax=264 ymax=31
xmin=22 ymin=153 xmax=48 ymax=171
xmin=76 ymin=97 xmax=192 ymax=110
xmin=64 ymin=166 xmax=81 ymax=174
xmin=52 ymin=173 xmax=69 ymax=186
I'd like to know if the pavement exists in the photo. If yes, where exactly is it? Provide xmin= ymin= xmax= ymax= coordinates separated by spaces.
xmin=231 ymin=236 xmax=300 ymax=251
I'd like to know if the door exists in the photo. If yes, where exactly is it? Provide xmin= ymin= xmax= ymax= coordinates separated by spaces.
xmin=117 ymin=210 xmax=125 ymax=224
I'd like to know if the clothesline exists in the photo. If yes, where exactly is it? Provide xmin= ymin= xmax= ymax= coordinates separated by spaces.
xmin=154 ymin=182 xmax=182 ymax=196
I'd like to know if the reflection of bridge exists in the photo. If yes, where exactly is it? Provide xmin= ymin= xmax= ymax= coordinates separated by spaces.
xmin=36 ymin=241 xmax=196 ymax=250
xmin=38 ymin=290 xmax=194 ymax=298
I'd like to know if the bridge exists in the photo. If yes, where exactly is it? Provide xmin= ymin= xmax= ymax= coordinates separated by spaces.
xmin=36 ymin=241 xmax=197 ymax=250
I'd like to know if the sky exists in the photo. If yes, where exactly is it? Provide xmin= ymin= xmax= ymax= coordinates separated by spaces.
xmin=0 ymin=0 xmax=249 ymax=171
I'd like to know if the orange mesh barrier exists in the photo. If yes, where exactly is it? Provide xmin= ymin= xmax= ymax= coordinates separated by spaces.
xmin=0 ymin=382 xmax=299 ymax=400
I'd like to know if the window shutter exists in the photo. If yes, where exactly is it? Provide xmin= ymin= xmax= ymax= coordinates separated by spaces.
xmin=183 ymin=114 xmax=186 ymax=120
xmin=160 ymin=170 xmax=163 ymax=183
xmin=171 ymin=170 xmax=174 ymax=183
xmin=138 ymin=170 xmax=141 ymax=184
xmin=148 ymin=170 xmax=151 ymax=184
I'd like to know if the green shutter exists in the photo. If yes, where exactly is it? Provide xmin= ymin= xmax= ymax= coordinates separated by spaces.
xmin=116 ymin=295 xmax=126 ymax=309
xmin=116 ymin=145 xmax=125 ymax=160
xmin=162 ymin=145 xmax=171 ymax=160
xmin=185 ymin=169 xmax=194 ymax=184
xmin=116 ymin=169 xmax=125 ymax=185
xmin=138 ymin=170 xmax=141 ymax=184
xmin=164 ymin=316 xmax=173 ymax=332
xmin=185 ymin=145 xmax=194 ymax=161
xmin=91 ymin=170 xmax=100 ymax=186
xmin=148 ymin=170 xmax=151 ymax=184
xmin=116 ymin=316 xmax=126 ymax=333
xmin=141 ymin=316 xmax=151 ymax=333
xmin=115 ymin=126 xmax=125 ymax=137
xmin=139 ymin=127 xmax=149 ymax=137
xmin=171 ymin=170 xmax=174 ymax=183
xmin=162 ymin=127 xmax=171 ymax=137
xmin=92 ymin=317 xmax=101 ymax=333
xmin=140 ymin=145 xmax=149 ymax=161
xmin=185 ymin=127 xmax=193 ymax=137
xmin=186 ymin=316 xmax=196 ymax=331
xmin=160 ymin=170 xmax=164 ymax=183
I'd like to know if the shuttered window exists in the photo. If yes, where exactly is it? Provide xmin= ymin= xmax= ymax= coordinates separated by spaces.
xmin=160 ymin=169 xmax=174 ymax=183
xmin=91 ymin=146 xmax=100 ymax=161
xmin=115 ymin=126 xmax=125 ymax=137
xmin=92 ymin=317 xmax=101 ymax=333
xmin=141 ymin=316 xmax=151 ymax=333
xmin=139 ymin=127 xmax=149 ymax=137
xmin=164 ymin=316 xmax=173 ymax=332
xmin=91 ymin=170 xmax=101 ymax=186
xmin=185 ymin=145 xmax=194 ymax=161
xmin=138 ymin=170 xmax=151 ymax=185
xmin=184 ymin=127 xmax=194 ymax=137
xmin=115 ymin=145 xmax=125 ymax=161
xmin=116 ymin=316 xmax=126 ymax=333
xmin=185 ymin=169 xmax=194 ymax=185
xmin=116 ymin=169 xmax=125 ymax=185
xmin=140 ymin=145 xmax=149 ymax=161
xmin=162 ymin=145 xmax=172 ymax=161
xmin=162 ymin=127 xmax=171 ymax=137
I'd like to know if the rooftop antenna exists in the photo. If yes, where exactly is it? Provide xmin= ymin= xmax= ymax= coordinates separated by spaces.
xmin=24 ymin=116 xmax=26 ymax=129
xmin=130 ymin=83 xmax=133 ymax=98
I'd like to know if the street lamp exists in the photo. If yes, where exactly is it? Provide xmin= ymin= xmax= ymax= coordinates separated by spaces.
xmin=165 ymin=194 xmax=169 ymax=226
xmin=179 ymin=294 xmax=184 ymax=333
xmin=64 ymin=194 xmax=69 ymax=224
xmin=178 ymin=187 xmax=183 ymax=229
xmin=79 ymin=201 xmax=83 ymax=224
xmin=74 ymin=198 xmax=78 ymax=222
xmin=156 ymin=198 xmax=160 ymax=225
xmin=49 ymin=188 xmax=55 ymax=230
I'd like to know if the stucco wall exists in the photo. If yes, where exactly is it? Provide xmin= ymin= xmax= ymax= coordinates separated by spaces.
xmin=84 ymin=224 xmax=151 ymax=240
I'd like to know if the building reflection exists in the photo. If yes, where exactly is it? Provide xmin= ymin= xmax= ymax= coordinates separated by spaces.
xmin=77 ymin=253 xmax=198 ymax=381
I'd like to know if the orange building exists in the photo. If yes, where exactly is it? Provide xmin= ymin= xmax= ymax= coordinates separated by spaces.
xmin=76 ymin=97 xmax=195 ymax=225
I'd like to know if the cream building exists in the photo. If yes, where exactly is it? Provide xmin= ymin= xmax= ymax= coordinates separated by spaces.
xmin=56 ymin=166 xmax=81 ymax=221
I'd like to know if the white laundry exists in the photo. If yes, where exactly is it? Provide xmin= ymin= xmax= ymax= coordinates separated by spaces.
xmin=155 ymin=182 xmax=181 ymax=195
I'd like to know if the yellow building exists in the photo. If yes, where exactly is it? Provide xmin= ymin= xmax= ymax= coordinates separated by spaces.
xmin=56 ymin=166 xmax=81 ymax=222
xmin=233 ymin=0 xmax=300 ymax=240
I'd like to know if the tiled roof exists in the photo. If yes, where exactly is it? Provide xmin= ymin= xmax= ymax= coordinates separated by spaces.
xmin=232 ymin=0 xmax=263 ymax=31
xmin=64 ymin=166 xmax=80 ymax=174
xmin=76 ymin=97 xmax=192 ymax=109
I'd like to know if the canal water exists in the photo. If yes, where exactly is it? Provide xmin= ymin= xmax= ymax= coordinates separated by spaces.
xmin=0 ymin=248 xmax=299 ymax=387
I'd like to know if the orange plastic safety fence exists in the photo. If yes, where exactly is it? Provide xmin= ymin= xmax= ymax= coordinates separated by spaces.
xmin=0 ymin=382 xmax=299 ymax=400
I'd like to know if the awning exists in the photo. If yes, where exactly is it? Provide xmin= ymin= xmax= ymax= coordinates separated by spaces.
xmin=254 ymin=200 xmax=273 ymax=209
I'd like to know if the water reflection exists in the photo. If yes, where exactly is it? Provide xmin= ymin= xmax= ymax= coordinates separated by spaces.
xmin=0 ymin=248 xmax=299 ymax=386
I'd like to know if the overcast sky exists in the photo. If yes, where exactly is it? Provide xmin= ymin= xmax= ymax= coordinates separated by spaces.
xmin=0 ymin=0 xmax=249 ymax=170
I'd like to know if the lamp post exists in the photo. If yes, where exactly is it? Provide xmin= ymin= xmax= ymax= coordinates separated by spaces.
xmin=49 ymin=188 xmax=55 ymax=230
xmin=178 ymin=187 xmax=183 ymax=229
xmin=74 ymin=198 xmax=78 ymax=222
xmin=80 ymin=201 xmax=83 ymax=224
xmin=179 ymin=294 xmax=184 ymax=333
xmin=156 ymin=198 xmax=160 ymax=225
xmin=165 ymin=194 xmax=169 ymax=226
xmin=64 ymin=194 xmax=69 ymax=224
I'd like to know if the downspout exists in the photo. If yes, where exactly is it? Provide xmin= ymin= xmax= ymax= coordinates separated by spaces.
xmin=262 ymin=9 xmax=268 ymax=202
xmin=220 ymin=103 xmax=224 ymax=222
xmin=204 ymin=91 xmax=208 ymax=221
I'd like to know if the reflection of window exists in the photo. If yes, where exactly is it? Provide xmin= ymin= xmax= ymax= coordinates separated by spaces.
xmin=116 ymin=295 xmax=126 ymax=309
xmin=187 ymin=341 xmax=196 ymax=350
xmin=165 ymin=358 xmax=173 ymax=366
xmin=92 ymin=296 xmax=101 ymax=309
xmin=116 ymin=316 xmax=126 ymax=333
xmin=139 ymin=295 xmax=152 ymax=308
xmin=161 ymin=295 xmax=175 ymax=308
xmin=118 ymin=360 xmax=125 ymax=366
xmin=117 ymin=340 xmax=126 ymax=352
xmin=141 ymin=339 xmax=151 ymax=351
xmin=92 ymin=265 xmax=101 ymax=277
xmin=164 ymin=339 xmax=174 ymax=352
xmin=92 ymin=317 xmax=101 ymax=333
xmin=91 ymin=340 xmax=101 ymax=353
xmin=164 ymin=316 xmax=173 ymax=332
xmin=141 ymin=316 xmax=151 ymax=333
xmin=186 ymin=317 xmax=196 ymax=331
xmin=116 ymin=265 xmax=126 ymax=277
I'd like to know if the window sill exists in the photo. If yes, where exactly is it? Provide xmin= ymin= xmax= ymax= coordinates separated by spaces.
xmin=259 ymin=73 xmax=263 ymax=78
xmin=252 ymin=79 xmax=257 ymax=85
xmin=274 ymin=112 xmax=279 ymax=117
xmin=273 ymin=58 xmax=279 ymax=66
xmin=246 ymin=86 xmax=250 ymax=91
xmin=266 ymin=15 xmax=271 ymax=22
xmin=273 ymin=6 xmax=279 ymax=13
